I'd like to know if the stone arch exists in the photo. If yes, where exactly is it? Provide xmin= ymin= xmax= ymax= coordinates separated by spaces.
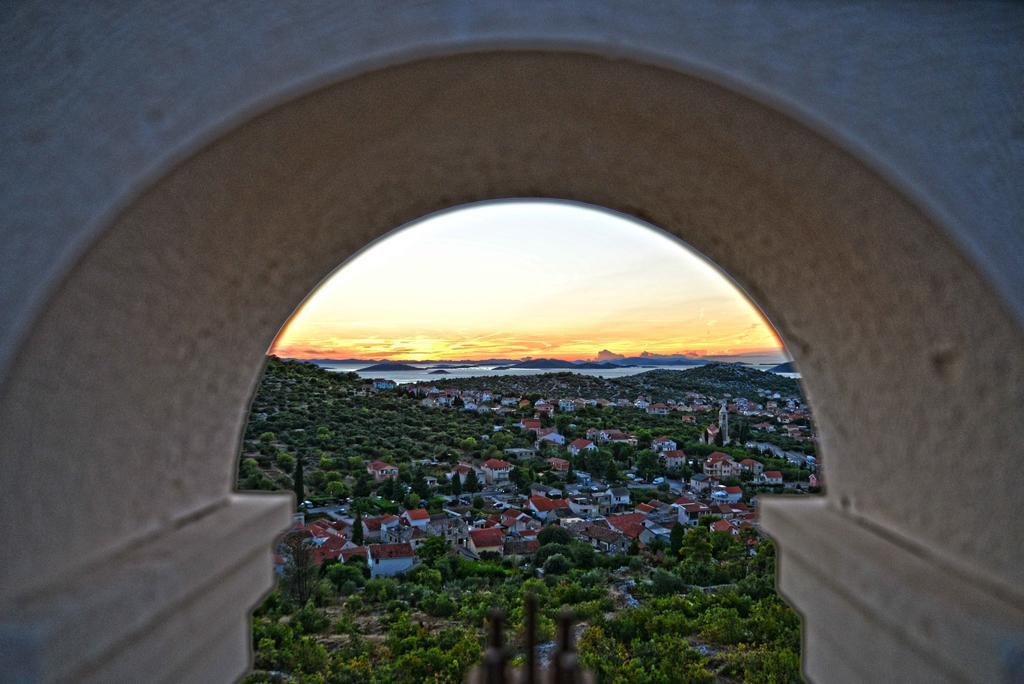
xmin=2 ymin=8 xmax=1021 ymax=683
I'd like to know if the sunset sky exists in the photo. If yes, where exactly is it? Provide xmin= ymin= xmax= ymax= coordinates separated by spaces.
xmin=270 ymin=201 xmax=785 ymax=362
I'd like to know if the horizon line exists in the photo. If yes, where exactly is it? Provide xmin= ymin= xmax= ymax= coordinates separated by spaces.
xmin=270 ymin=348 xmax=789 ymax=363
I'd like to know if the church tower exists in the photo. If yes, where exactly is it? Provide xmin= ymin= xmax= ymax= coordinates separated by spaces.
xmin=719 ymin=401 xmax=730 ymax=446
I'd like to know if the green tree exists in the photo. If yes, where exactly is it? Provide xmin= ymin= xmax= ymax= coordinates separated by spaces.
xmin=670 ymin=522 xmax=686 ymax=556
xmin=417 ymin=536 xmax=449 ymax=566
xmin=543 ymin=553 xmax=571 ymax=575
xmin=352 ymin=510 xmax=364 ymax=546
xmin=538 ymin=525 xmax=572 ymax=546
xmin=281 ymin=532 xmax=316 ymax=605
xmin=464 ymin=469 xmax=480 ymax=493
xmin=449 ymin=473 xmax=463 ymax=495
xmin=293 ymin=454 xmax=305 ymax=505
xmin=293 ymin=599 xmax=329 ymax=634
xmin=412 ymin=475 xmax=431 ymax=500
xmin=354 ymin=474 xmax=371 ymax=497
xmin=651 ymin=568 xmax=686 ymax=596
xmin=636 ymin=449 xmax=661 ymax=481
xmin=681 ymin=526 xmax=713 ymax=563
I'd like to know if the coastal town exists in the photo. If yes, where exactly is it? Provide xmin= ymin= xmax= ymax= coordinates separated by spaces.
xmin=241 ymin=357 xmax=811 ymax=682
xmin=284 ymin=372 xmax=818 ymax=578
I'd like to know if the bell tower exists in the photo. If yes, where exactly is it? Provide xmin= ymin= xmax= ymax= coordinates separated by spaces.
xmin=719 ymin=401 xmax=730 ymax=446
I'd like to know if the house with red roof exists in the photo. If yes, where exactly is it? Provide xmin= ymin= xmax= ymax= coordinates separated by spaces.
xmin=362 ymin=514 xmax=400 ymax=542
xmin=739 ymin=458 xmax=765 ymax=476
xmin=662 ymin=449 xmax=687 ymax=469
xmin=710 ymin=519 xmax=740 ymax=536
xmin=605 ymin=512 xmax=646 ymax=540
xmin=677 ymin=501 xmax=713 ymax=526
xmin=367 ymin=543 xmax=417 ymax=577
xmin=567 ymin=438 xmax=596 ymax=456
xmin=527 ymin=495 xmax=570 ymax=521
xmin=482 ymin=458 xmax=514 ymax=484
xmin=578 ymin=523 xmax=630 ymax=554
xmin=599 ymin=429 xmax=637 ymax=446
xmin=518 ymin=418 xmax=542 ymax=432
xmin=339 ymin=545 xmax=368 ymax=563
xmin=468 ymin=527 xmax=505 ymax=557
xmin=714 ymin=502 xmax=750 ymax=520
xmin=702 ymin=423 xmax=721 ymax=444
xmin=710 ymin=485 xmax=744 ymax=504
xmin=401 ymin=508 xmax=431 ymax=528
xmin=367 ymin=460 xmax=399 ymax=481
xmin=646 ymin=403 xmax=670 ymax=415
xmin=546 ymin=456 xmax=571 ymax=473
xmin=448 ymin=462 xmax=478 ymax=484
xmin=500 ymin=509 xmax=539 ymax=533
xmin=703 ymin=451 xmax=740 ymax=478
xmin=534 ymin=428 xmax=566 ymax=446
xmin=285 ymin=523 xmax=349 ymax=566
xmin=761 ymin=470 xmax=784 ymax=485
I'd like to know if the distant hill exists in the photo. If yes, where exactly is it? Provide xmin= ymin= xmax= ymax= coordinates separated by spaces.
xmin=415 ymin=362 xmax=801 ymax=401
xmin=617 ymin=364 xmax=800 ymax=398
xmin=610 ymin=355 xmax=703 ymax=366
xmin=358 ymin=362 xmax=419 ymax=372
xmin=428 ymin=369 xmax=450 ymax=375
xmin=506 ymin=359 xmax=577 ymax=369
xmin=770 ymin=361 xmax=796 ymax=373
xmin=506 ymin=359 xmax=630 ymax=369
xmin=298 ymin=356 xmax=522 ymax=366
xmin=290 ymin=357 xmax=382 ymax=365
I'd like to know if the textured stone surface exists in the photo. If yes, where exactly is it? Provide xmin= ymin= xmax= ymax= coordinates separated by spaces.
xmin=0 ymin=494 xmax=291 ymax=681
xmin=763 ymin=499 xmax=1024 ymax=682
xmin=2 ymin=2 xmax=1022 ymax=379
xmin=1 ymin=3 xmax=1022 ymax=682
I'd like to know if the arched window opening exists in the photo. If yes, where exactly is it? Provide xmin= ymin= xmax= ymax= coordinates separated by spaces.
xmin=237 ymin=200 xmax=819 ymax=682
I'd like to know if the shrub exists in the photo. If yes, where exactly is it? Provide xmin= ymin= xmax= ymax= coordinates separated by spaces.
xmin=543 ymin=553 xmax=571 ymax=575
xmin=422 ymin=591 xmax=457 ymax=617
xmin=650 ymin=569 xmax=685 ymax=597
xmin=538 ymin=525 xmax=572 ymax=546
xmin=292 ymin=600 xmax=329 ymax=634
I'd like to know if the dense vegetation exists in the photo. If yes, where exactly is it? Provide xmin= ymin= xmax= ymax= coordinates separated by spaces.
xmin=411 ymin=365 xmax=801 ymax=403
xmin=238 ymin=358 xmax=813 ymax=501
xmin=244 ymin=528 xmax=799 ymax=683
xmin=238 ymin=358 xmax=809 ymax=682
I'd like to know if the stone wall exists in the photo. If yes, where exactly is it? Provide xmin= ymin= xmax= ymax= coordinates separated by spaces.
xmin=1 ymin=3 xmax=1021 ymax=681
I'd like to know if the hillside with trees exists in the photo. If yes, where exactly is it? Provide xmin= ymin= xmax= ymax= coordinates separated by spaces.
xmin=238 ymin=357 xmax=811 ymax=682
